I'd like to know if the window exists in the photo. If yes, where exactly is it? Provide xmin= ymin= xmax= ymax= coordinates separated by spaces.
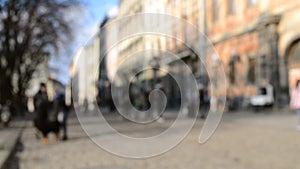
xmin=212 ymin=0 xmax=219 ymax=22
xmin=289 ymin=42 xmax=300 ymax=64
xmin=258 ymin=87 xmax=267 ymax=95
xmin=260 ymin=55 xmax=267 ymax=79
xmin=227 ymin=0 xmax=236 ymax=14
xmin=229 ymin=61 xmax=236 ymax=84
xmin=247 ymin=0 xmax=256 ymax=6
xmin=247 ymin=57 xmax=256 ymax=84
xmin=228 ymin=52 xmax=239 ymax=84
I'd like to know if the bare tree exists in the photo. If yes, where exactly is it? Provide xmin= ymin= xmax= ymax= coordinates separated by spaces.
xmin=0 ymin=0 xmax=79 ymax=113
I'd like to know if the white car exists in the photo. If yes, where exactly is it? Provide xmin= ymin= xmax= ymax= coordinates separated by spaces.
xmin=250 ymin=85 xmax=274 ymax=107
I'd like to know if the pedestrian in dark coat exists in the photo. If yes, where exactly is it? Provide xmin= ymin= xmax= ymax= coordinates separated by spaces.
xmin=34 ymin=83 xmax=60 ymax=144
xmin=53 ymin=92 xmax=69 ymax=140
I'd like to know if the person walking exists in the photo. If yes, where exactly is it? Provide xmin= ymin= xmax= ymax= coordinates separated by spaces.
xmin=53 ymin=91 xmax=69 ymax=141
xmin=290 ymin=80 xmax=300 ymax=130
xmin=34 ymin=83 xmax=60 ymax=144
xmin=83 ymin=98 xmax=88 ymax=113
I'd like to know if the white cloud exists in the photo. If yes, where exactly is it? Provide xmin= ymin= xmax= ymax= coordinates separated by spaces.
xmin=108 ymin=6 xmax=118 ymax=18
xmin=63 ymin=4 xmax=89 ymax=25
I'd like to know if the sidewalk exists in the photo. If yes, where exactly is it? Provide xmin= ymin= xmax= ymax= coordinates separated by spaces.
xmin=0 ymin=119 xmax=26 ymax=169
xmin=15 ymin=108 xmax=300 ymax=169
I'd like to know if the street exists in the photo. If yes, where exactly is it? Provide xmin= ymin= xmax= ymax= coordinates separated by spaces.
xmin=2 ymin=0 xmax=300 ymax=169
xmin=6 ymin=110 xmax=300 ymax=169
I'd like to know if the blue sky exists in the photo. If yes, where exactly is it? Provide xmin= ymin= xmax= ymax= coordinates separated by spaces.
xmin=49 ymin=0 xmax=119 ymax=84
xmin=86 ymin=0 xmax=119 ymax=23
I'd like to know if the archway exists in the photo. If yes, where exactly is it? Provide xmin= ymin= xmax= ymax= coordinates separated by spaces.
xmin=286 ymin=39 xmax=300 ymax=91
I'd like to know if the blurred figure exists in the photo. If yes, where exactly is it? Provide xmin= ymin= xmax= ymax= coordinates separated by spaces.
xmin=290 ymin=80 xmax=300 ymax=130
xmin=199 ymin=86 xmax=210 ymax=119
xmin=83 ymin=98 xmax=88 ymax=113
xmin=154 ymin=80 xmax=166 ymax=123
xmin=53 ymin=91 xmax=69 ymax=141
xmin=0 ymin=100 xmax=12 ymax=126
xmin=143 ymin=85 xmax=153 ymax=110
xmin=34 ymin=83 xmax=60 ymax=144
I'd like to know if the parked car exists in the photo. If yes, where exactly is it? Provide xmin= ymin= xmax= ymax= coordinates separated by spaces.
xmin=250 ymin=85 xmax=274 ymax=107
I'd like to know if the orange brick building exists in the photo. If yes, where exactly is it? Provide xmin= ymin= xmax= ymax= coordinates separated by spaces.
xmin=203 ymin=0 xmax=300 ymax=106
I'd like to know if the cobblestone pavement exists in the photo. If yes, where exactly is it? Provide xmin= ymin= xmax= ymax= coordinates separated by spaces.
xmin=10 ymin=111 xmax=300 ymax=169
xmin=0 ymin=117 xmax=25 ymax=169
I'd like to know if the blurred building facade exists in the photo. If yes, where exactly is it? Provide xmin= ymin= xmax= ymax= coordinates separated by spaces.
xmin=70 ymin=34 xmax=100 ymax=108
xmin=98 ymin=15 xmax=118 ymax=108
xmin=69 ymin=46 xmax=82 ymax=107
xmin=70 ymin=46 xmax=84 ymax=107
xmin=205 ymin=0 xmax=300 ymax=107
xmin=85 ymin=35 xmax=100 ymax=108
xmin=69 ymin=0 xmax=300 ymax=110
xmin=116 ymin=0 xmax=208 ymax=110
xmin=113 ymin=0 xmax=300 ymax=109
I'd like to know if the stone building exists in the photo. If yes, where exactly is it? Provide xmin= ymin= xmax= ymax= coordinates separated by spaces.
xmin=69 ymin=46 xmax=85 ymax=107
xmin=70 ymin=34 xmax=100 ymax=108
xmin=116 ymin=0 xmax=203 ymax=109
xmin=112 ymin=0 xmax=300 ymax=109
xmin=98 ymin=15 xmax=118 ymax=108
xmin=204 ymin=0 xmax=300 ymax=107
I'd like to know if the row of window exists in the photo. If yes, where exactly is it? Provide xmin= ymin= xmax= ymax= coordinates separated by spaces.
xmin=228 ymin=56 xmax=256 ymax=85
xmin=212 ymin=0 xmax=257 ymax=22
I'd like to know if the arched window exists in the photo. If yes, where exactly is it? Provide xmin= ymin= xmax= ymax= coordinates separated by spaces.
xmin=228 ymin=52 xmax=240 ymax=85
xmin=287 ymin=40 xmax=300 ymax=91
xmin=289 ymin=41 xmax=300 ymax=68
xmin=229 ymin=61 xmax=236 ymax=84
xmin=247 ymin=56 xmax=256 ymax=84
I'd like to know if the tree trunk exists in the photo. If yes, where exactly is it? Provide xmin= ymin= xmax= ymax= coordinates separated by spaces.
xmin=0 ymin=75 xmax=13 ymax=105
